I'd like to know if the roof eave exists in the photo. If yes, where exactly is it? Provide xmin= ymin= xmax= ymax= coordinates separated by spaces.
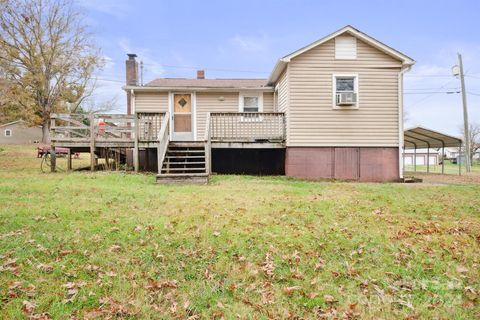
xmin=267 ymin=59 xmax=288 ymax=86
xmin=123 ymin=85 xmax=274 ymax=92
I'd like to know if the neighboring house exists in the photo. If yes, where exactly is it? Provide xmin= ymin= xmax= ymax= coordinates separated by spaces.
xmin=51 ymin=25 xmax=414 ymax=183
xmin=0 ymin=120 xmax=42 ymax=145
xmin=403 ymin=148 xmax=440 ymax=166
xmin=445 ymin=148 xmax=480 ymax=161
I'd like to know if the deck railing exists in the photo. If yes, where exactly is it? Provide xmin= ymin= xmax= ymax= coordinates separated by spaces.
xmin=156 ymin=112 xmax=170 ymax=175
xmin=51 ymin=112 xmax=166 ymax=144
xmin=209 ymin=112 xmax=286 ymax=142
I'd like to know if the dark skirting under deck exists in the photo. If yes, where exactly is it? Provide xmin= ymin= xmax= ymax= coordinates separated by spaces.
xmin=212 ymin=148 xmax=285 ymax=175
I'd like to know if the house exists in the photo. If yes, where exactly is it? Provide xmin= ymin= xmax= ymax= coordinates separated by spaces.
xmin=403 ymin=148 xmax=440 ymax=166
xmin=0 ymin=120 xmax=42 ymax=145
xmin=50 ymin=25 xmax=414 ymax=183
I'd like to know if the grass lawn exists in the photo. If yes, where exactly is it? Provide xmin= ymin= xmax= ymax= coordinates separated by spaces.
xmin=0 ymin=145 xmax=479 ymax=319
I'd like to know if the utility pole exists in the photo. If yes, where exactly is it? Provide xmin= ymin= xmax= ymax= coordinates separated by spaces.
xmin=457 ymin=53 xmax=471 ymax=172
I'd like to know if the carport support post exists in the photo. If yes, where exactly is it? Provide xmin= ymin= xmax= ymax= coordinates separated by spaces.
xmin=402 ymin=146 xmax=405 ymax=176
xmin=459 ymin=143 xmax=462 ymax=176
xmin=426 ymin=142 xmax=430 ymax=173
xmin=414 ymin=146 xmax=417 ymax=172
xmin=441 ymin=143 xmax=445 ymax=175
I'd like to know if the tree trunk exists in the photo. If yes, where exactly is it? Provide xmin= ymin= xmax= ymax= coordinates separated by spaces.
xmin=42 ymin=120 xmax=51 ymax=144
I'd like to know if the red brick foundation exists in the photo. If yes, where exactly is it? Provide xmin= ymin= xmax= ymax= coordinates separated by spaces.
xmin=285 ymin=147 xmax=399 ymax=182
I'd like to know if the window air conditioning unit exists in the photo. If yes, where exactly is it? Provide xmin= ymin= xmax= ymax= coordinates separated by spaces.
xmin=336 ymin=92 xmax=357 ymax=106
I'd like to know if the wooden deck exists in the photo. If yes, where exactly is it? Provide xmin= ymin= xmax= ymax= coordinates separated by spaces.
xmin=50 ymin=111 xmax=286 ymax=175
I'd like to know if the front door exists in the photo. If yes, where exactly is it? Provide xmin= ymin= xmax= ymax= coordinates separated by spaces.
xmin=172 ymin=93 xmax=193 ymax=141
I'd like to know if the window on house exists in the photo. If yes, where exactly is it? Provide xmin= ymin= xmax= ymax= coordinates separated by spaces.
xmin=4 ymin=129 xmax=12 ymax=137
xmin=243 ymin=96 xmax=259 ymax=112
xmin=333 ymin=74 xmax=358 ymax=108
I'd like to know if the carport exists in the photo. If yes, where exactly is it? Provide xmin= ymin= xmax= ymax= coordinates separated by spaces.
xmin=404 ymin=126 xmax=463 ymax=175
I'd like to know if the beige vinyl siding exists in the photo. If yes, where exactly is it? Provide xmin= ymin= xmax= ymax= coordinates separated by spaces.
xmin=135 ymin=92 xmax=168 ymax=113
xmin=196 ymin=92 xmax=239 ymax=140
xmin=287 ymin=37 xmax=401 ymax=147
xmin=263 ymin=92 xmax=274 ymax=112
xmin=277 ymin=70 xmax=289 ymax=113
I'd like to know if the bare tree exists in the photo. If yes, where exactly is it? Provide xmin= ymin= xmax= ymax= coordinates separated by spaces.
xmin=0 ymin=0 xmax=103 ymax=142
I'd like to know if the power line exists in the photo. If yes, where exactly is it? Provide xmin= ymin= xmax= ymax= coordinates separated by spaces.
xmin=108 ymin=59 xmax=270 ymax=74
xmin=406 ymin=78 xmax=458 ymax=108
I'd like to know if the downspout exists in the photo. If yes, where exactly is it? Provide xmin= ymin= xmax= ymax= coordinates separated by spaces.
xmin=398 ymin=65 xmax=411 ymax=179
xmin=130 ymin=89 xmax=136 ymax=114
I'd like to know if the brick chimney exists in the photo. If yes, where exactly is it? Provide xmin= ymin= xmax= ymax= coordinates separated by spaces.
xmin=126 ymin=53 xmax=138 ymax=86
xmin=126 ymin=54 xmax=138 ymax=115
xmin=197 ymin=70 xmax=205 ymax=79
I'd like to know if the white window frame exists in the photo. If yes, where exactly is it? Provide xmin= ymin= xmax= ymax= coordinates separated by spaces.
xmin=239 ymin=92 xmax=263 ymax=113
xmin=4 ymin=129 xmax=12 ymax=137
xmin=332 ymin=73 xmax=359 ymax=110
xmin=239 ymin=92 xmax=264 ymax=122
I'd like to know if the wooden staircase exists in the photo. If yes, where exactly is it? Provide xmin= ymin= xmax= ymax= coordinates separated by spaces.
xmin=156 ymin=141 xmax=209 ymax=184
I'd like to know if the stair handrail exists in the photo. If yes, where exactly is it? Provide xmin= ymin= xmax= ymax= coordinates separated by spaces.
xmin=157 ymin=112 xmax=170 ymax=175
xmin=204 ymin=112 xmax=212 ymax=174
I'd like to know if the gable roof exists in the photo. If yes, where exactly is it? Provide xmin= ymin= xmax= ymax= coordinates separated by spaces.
xmin=404 ymin=126 xmax=462 ymax=149
xmin=267 ymin=25 xmax=415 ymax=85
xmin=136 ymin=78 xmax=270 ymax=91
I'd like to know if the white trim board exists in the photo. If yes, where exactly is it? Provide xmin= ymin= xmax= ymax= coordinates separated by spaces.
xmin=331 ymin=73 xmax=359 ymax=110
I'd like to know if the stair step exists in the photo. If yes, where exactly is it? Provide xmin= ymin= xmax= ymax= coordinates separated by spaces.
xmin=156 ymin=173 xmax=209 ymax=184
xmin=167 ymin=149 xmax=205 ymax=153
xmin=165 ymin=161 xmax=206 ymax=165
xmin=166 ymin=155 xmax=205 ymax=159
xmin=170 ymin=142 xmax=206 ymax=147
xmin=169 ymin=145 xmax=205 ymax=149
xmin=162 ymin=167 xmax=206 ymax=172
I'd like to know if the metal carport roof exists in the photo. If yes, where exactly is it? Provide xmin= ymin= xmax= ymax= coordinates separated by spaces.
xmin=404 ymin=126 xmax=462 ymax=149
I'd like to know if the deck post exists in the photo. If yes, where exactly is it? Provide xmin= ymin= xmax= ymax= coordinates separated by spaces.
xmin=205 ymin=112 xmax=212 ymax=174
xmin=50 ymin=145 xmax=56 ymax=172
xmin=67 ymin=148 xmax=72 ymax=171
xmin=89 ymin=113 xmax=95 ymax=171
xmin=50 ymin=116 xmax=56 ymax=172
xmin=105 ymin=148 xmax=110 ymax=170
xmin=133 ymin=114 xmax=139 ymax=172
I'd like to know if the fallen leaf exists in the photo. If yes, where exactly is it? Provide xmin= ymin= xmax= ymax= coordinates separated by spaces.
xmin=109 ymin=245 xmax=122 ymax=253
xmin=456 ymin=266 xmax=468 ymax=273
xmin=324 ymin=294 xmax=335 ymax=303
xmin=283 ymin=286 xmax=302 ymax=295
xmin=22 ymin=300 xmax=36 ymax=314
xmin=36 ymin=264 xmax=53 ymax=273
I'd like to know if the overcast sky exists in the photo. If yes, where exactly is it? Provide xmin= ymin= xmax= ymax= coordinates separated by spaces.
xmin=77 ymin=0 xmax=480 ymax=136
